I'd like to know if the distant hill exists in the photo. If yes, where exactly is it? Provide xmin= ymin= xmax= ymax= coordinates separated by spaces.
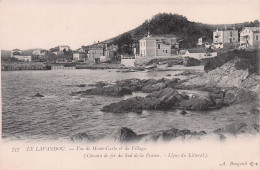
xmin=102 ymin=13 xmax=259 ymax=54
xmin=1 ymin=50 xmax=11 ymax=59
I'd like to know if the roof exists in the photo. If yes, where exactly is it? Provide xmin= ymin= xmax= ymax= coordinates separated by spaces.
xmin=139 ymin=36 xmax=174 ymax=46
xmin=240 ymin=27 xmax=260 ymax=33
xmin=89 ymin=44 xmax=104 ymax=50
xmin=12 ymin=49 xmax=22 ymax=52
xmin=214 ymin=28 xmax=237 ymax=31
xmin=140 ymin=35 xmax=176 ymax=41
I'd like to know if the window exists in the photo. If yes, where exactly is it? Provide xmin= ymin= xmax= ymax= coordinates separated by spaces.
xmin=256 ymin=35 xmax=259 ymax=40
xmin=158 ymin=44 xmax=160 ymax=49
xmin=163 ymin=50 xmax=164 ymax=52
xmin=166 ymin=50 xmax=167 ymax=53
xmin=140 ymin=42 xmax=142 ymax=46
xmin=230 ymin=31 xmax=232 ymax=37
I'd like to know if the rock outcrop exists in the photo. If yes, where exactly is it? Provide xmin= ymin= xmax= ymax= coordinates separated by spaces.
xmin=73 ymin=78 xmax=181 ymax=97
xmin=178 ymin=97 xmax=215 ymax=111
xmin=102 ymin=86 xmax=240 ymax=113
xmin=214 ymin=123 xmax=259 ymax=135
xmin=102 ymin=88 xmax=189 ymax=113
xmin=113 ymin=127 xmax=206 ymax=142
xmin=102 ymin=97 xmax=145 ymax=114
xmin=184 ymin=58 xmax=260 ymax=94
xmin=114 ymin=127 xmax=142 ymax=142
xmin=75 ymin=86 xmax=132 ymax=97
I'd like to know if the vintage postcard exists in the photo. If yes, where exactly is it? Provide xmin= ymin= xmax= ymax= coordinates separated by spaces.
xmin=0 ymin=0 xmax=259 ymax=169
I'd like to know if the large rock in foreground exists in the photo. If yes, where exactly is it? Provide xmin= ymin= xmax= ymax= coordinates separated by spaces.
xmin=101 ymin=87 xmax=234 ymax=113
xmin=113 ymin=127 xmax=206 ymax=142
xmin=102 ymin=88 xmax=188 ymax=113
xmin=73 ymin=78 xmax=181 ymax=97
xmin=102 ymin=97 xmax=145 ymax=114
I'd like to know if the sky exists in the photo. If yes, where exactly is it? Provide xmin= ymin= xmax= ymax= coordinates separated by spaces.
xmin=0 ymin=0 xmax=259 ymax=50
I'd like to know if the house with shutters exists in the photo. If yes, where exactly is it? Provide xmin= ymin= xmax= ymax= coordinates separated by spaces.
xmin=239 ymin=27 xmax=260 ymax=48
xmin=213 ymin=28 xmax=238 ymax=48
xmin=139 ymin=33 xmax=176 ymax=57
xmin=88 ymin=44 xmax=104 ymax=63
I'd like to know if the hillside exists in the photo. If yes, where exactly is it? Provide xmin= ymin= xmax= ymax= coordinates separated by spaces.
xmin=103 ymin=13 xmax=259 ymax=55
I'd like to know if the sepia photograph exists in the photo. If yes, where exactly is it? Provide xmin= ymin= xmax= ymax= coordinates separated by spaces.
xmin=0 ymin=0 xmax=259 ymax=169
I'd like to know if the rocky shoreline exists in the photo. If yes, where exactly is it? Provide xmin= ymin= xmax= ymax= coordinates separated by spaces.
xmin=71 ymin=50 xmax=259 ymax=143
xmin=73 ymin=76 xmax=258 ymax=114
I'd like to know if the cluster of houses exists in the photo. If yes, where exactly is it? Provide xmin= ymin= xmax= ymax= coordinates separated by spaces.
xmin=10 ymin=44 xmax=118 ymax=63
xmin=201 ymin=27 xmax=260 ymax=49
xmin=10 ymin=26 xmax=259 ymax=65
xmin=72 ymin=43 xmax=118 ymax=63
xmin=137 ymin=26 xmax=259 ymax=60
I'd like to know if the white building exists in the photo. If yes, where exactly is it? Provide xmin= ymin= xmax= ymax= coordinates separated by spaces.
xmin=13 ymin=55 xmax=32 ymax=62
xmin=121 ymin=55 xmax=135 ymax=67
xmin=139 ymin=33 xmax=176 ymax=57
xmin=73 ymin=52 xmax=87 ymax=62
xmin=239 ymin=27 xmax=260 ymax=48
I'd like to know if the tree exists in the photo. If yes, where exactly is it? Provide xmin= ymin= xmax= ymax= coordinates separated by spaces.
xmin=116 ymin=33 xmax=133 ymax=55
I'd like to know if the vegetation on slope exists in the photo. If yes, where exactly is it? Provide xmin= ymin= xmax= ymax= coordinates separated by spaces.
xmin=204 ymin=49 xmax=259 ymax=75
xmin=106 ymin=13 xmax=259 ymax=55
